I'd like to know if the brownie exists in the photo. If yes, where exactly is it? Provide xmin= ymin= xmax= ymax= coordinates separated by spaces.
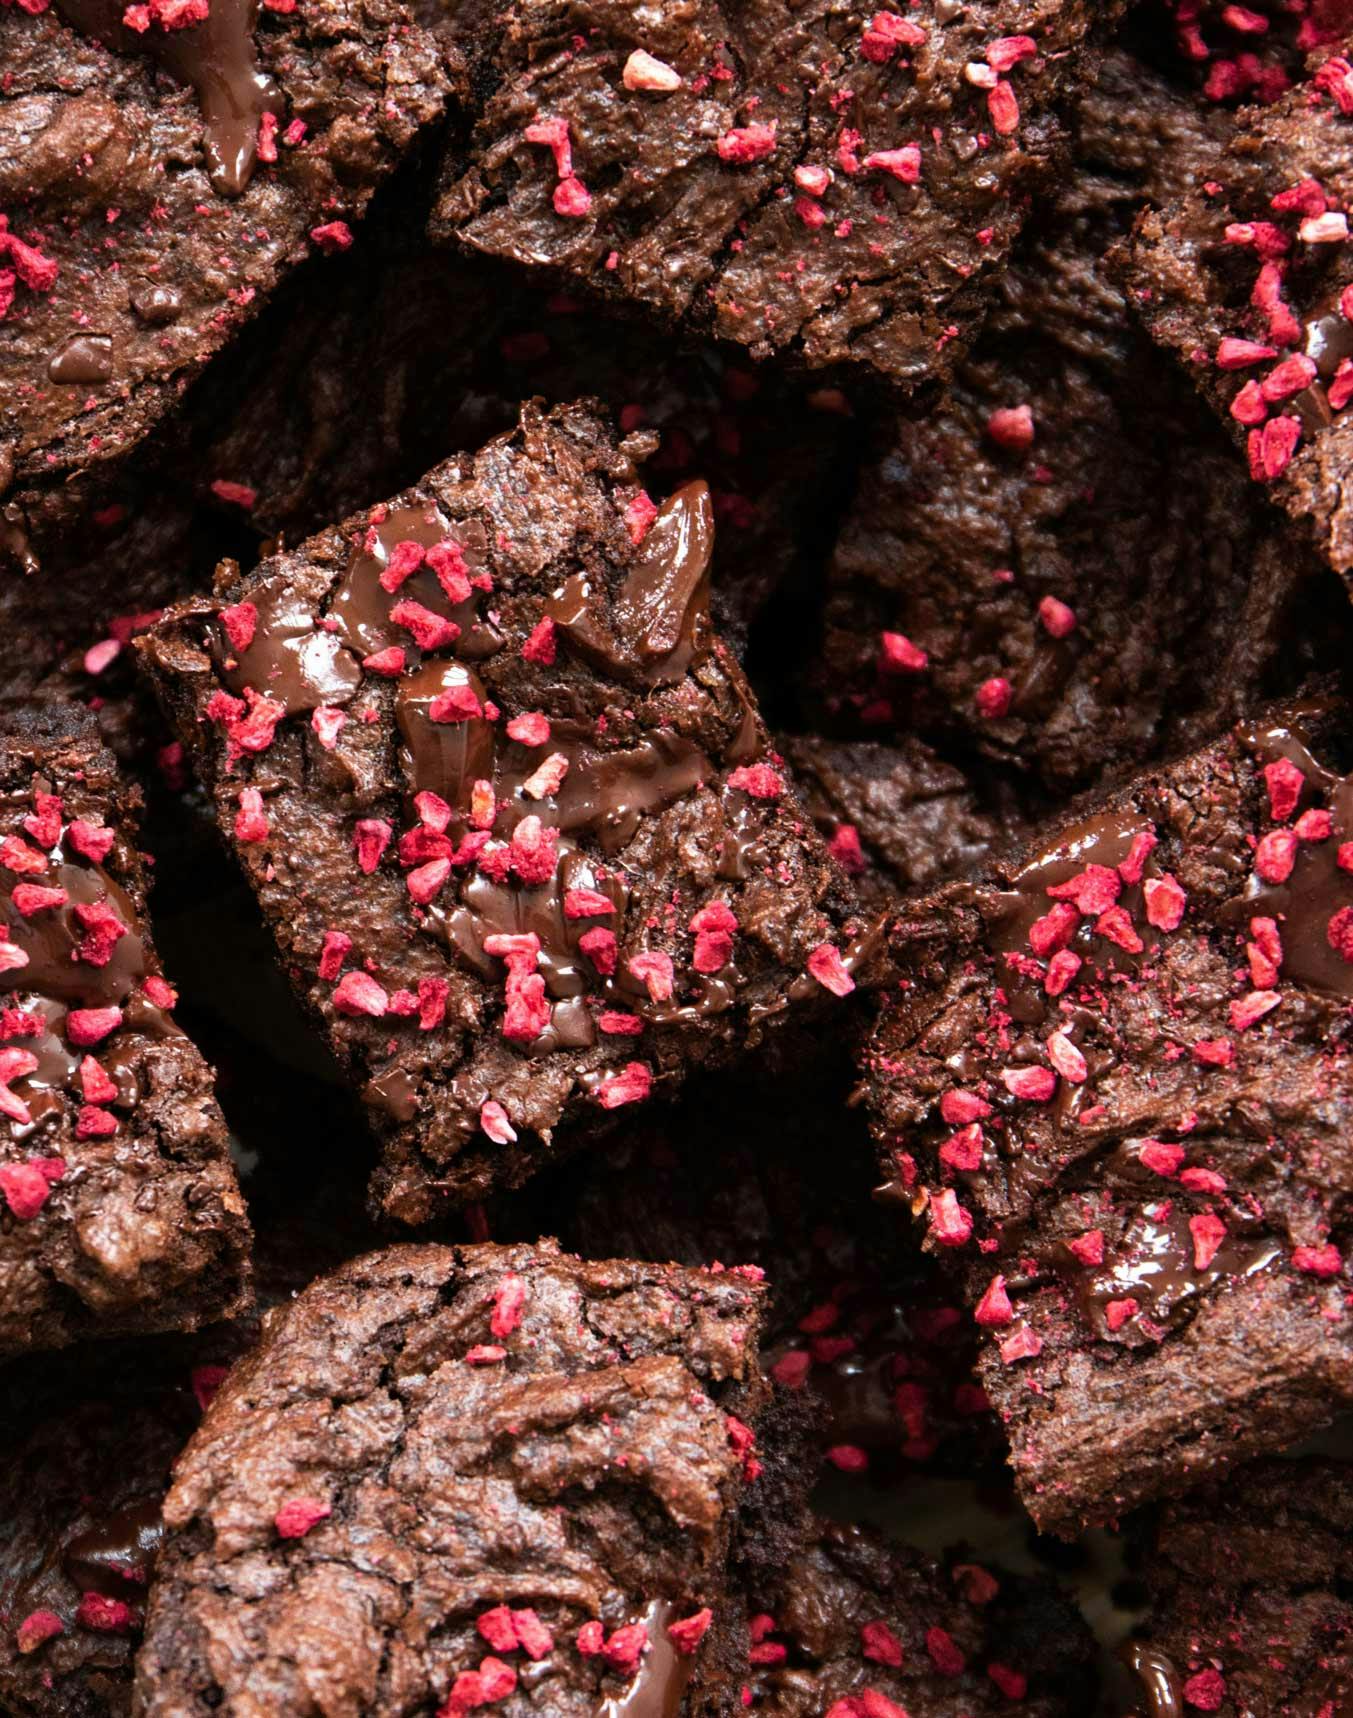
xmin=811 ymin=44 xmax=1344 ymax=793
xmin=860 ymin=695 xmax=1353 ymax=1535
xmin=524 ymin=1054 xmax=997 ymax=1482
xmin=0 ymin=702 xmax=249 ymax=1360
xmin=0 ymin=0 xmax=450 ymax=511
xmin=740 ymin=1517 xmax=1098 ymax=1716
xmin=135 ymin=1240 xmax=773 ymax=1717
xmin=140 ymin=399 xmax=867 ymax=1225
xmin=781 ymin=734 xmax=1027 ymax=915
xmin=430 ymin=0 xmax=1122 ymax=389
xmin=1121 ymin=1459 xmax=1353 ymax=1717
xmin=1134 ymin=0 xmax=1347 ymax=107
xmin=1121 ymin=44 xmax=1353 ymax=591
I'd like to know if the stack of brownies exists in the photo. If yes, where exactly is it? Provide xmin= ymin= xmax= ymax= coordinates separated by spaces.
xmin=3 ymin=0 xmax=1353 ymax=1710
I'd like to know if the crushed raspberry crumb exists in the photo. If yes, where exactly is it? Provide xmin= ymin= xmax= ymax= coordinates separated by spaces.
xmin=974 ymin=1274 xmax=1013 ymax=1327
xmin=75 ymin=1594 xmax=135 ymax=1634
xmin=1037 ymin=594 xmax=1076 ymax=637
xmin=332 ymin=971 xmax=388 ymax=1017
xmin=975 ymin=676 xmax=1012 ymax=719
xmin=1001 ymin=1065 xmax=1055 ymax=1101
xmin=593 ymin=1061 xmax=652 ymax=1108
xmin=878 ymin=630 xmax=928 ymax=673
xmin=929 ymin=1187 xmax=973 ymax=1247
xmin=717 ymin=123 xmax=777 ymax=164
xmin=925 ymin=1627 xmax=966 ymax=1676
xmin=624 ymin=492 xmax=659 ymax=544
xmin=668 ymin=1609 xmax=712 ymax=1655
xmin=275 ymin=1497 xmax=331 ymax=1539
xmin=16 ymin=1610 xmax=63 ymax=1654
xmin=1292 ymin=1242 xmax=1342 ymax=1277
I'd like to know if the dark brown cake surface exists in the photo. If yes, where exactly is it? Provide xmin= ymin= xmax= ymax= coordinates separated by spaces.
xmin=0 ymin=703 xmax=249 ymax=1360
xmin=135 ymin=1240 xmax=770 ymax=1717
xmin=0 ymin=0 xmax=449 ymax=499
xmin=811 ymin=44 xmax=1342 ymax=793
xmin=1122 ymin=1459 xmax=1353 ymax=1718
xmin=861 ymin=698 xmax=1353 ymax=1534
xmin=141 ymin=400 xmax=866 ymax=1225
xmin=431 ymin=0 xmax=1120 ymax=387
xmin=740 ymin=1518 xmax=1097 ymax=1717
xmin=1121 ymin=40 xmax=1353 ymax=587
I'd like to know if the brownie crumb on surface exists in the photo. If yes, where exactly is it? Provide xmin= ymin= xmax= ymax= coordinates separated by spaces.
xmin=135 ymin=1241 xmax=774 ymax=1718
xmin=861 ymin=696 xmax=1353 ymax=1534
xmin=141 ymin=400 xmax=867 ymax=1226
xmin=0 ymin=702 xmax=250 ymax=1361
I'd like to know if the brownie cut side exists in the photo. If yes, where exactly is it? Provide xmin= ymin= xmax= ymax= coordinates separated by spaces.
xmin=0 ymin=0 xmax=450 ymax=506
xmin=860 ymin=696 xmax=1353 ymax=1534
xmin=431 ymin=0 xmax=1123 ymax=389
xmin=740 ymin=1517 xmax=1098 ymax=1717
xmin=141 ymin=400 xmax=866 ymax=1226
xmin=134 ymin=1241 xmax=772 ymax=1718
xmin=1121 ymin=45 xmax=1353 ymax=590
xmin=1122 ymin=1459 xmax=1353 ymax=1718
xmin=0 ymin=703 xmax=249 ymax=1360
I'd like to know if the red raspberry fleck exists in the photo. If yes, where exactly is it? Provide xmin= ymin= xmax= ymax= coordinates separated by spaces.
xmin=477 ymin=1607 xmax=518 ymax=1654
xmin=771 ymin=1349 xmax=812 ymax=1388
xmin=11 ymin=883 xmax=66 ymax=916
xmin=1048 ymin=863 xmax=1120 ymax=915
xmin=579 ymin=927 xmax=618 ymax=975
xmin=66 ymin=1006 xmax=122 ymax=1046
xmin=940 ymin=1089 xmax=991 ymax=1125
xmin=418 ymin=976 xmax=449 ymax=1031
xmin=1193 ymin=1038 xmax=1235 ymax=1066
xmin=0 ymin=1162 xmax=52 ymax=1219
xmin=507 ymin=711 xmax=550 ymax=746
xmin=807 ymin=942 xmax=855 ymax=996
xmin=878 ymin=630 xmax=928 ymax=673
xmin=513 ymin=1611 xmax=554 ymax=1660
xmin=1296 ymin=808 xmax=1332 ymax=841
xmin=391 ymin=601 xmax=460 ymax=652
xmin=77 ymin=1105 xmax=118 ymax=1138
xmin=1045 ymin=949 xmax=1081 ymax=996
xmin=974 ymin=1274 xmax=1013 ymax=1327
xmin=1143 ymin=873 xmax=1186 ymax=930
xmin=16 ymin=1610 xmax=63 ymax=1654
xmin=275 ymin=1497 xmax=330 ymax=1539
xmin=318 ymin=931 xmax=351 ymax=982
xmin=1292 ymin=1243 xmax=1342 ymax=1277
xmin=939 ymin=1122 xmax=983 ymax=1172
xmin=1180 ymin=1167 xmax=1227 ymax=1194
xmin=479 ymin=1101 xmax=516 ymax=1144
xmin=509 ymin=816 xmax=559 ymax=885
xmin=624 ymin=492 xmax=659 ymax=544
xmin=553 ymin=177 xmax=592 ymax=217
xmin=1029 ymin=901 xmax=1078 ymax=957
xmin=354 ymin=819 xmax=392 ymax=874
xmin=728 ymin=763 xmax=784 ymax=798
xmin=1046 ymin=1030 xmax=1087 ymax=1084
xmin=1218 ymin=336 xmax=1278 ymax=370
xmin=1140 ymin=1139 xmax=1185 ymax=1176
xmin=564 ymin=888 xmax=614 ymax=919
xmin=1250 ymin=413 xmax=1301 ymax=480
xmin=1247 ymin=916 xmax=1283 ymax=988
xmin=593 ymin=1061 xmax=652 ymax=1108
xmin=465 ymin=1344 xmax=507 ymax=1366
xmin=1095 ymin=905 xmax=1144 ymax=953
xmin=603 ymin=1623 xmax=649 ymax=1672
xmin=234 ymin=787 xmax=269 ymax=844
xmin=1001 ymin=1065 xmax=1055 ymax=1101
xmin=576 ymin=1622 xmax=605 ymax=1656
xmin=860 ymin=1621 xmax=904 ymax=1666
xmin=860 ymin=10 xmax=927 ymax=60
xmin=79 ymin=1056 xmax=118 ymax=1103
xmin=975 ymin=676 xmax=1012 ymax=718
xmin=1328 ymin=906 xmax=1353 ymax=962
xmin=863 ymin=146 xmax=921 ymax=183
xmin=1190 ymin=1212 xmax=1227 ymax=1270
xmin=1105 ymin=1297 xmax=1139 ymax=1331
xmin=491 ymin=1273 xmax=527 ymax=1337
xmin=717 ymin=123 xmax=777 ymax=163
xmin=926 ymin=1627 xmax=966 ymax=1676
xmin=75 ymin=1594 xmax=135 ymax=1633
xmin=312 ymin=707 xmax=346 ymax=750
xmin=429 ymin=684 xmax=483 ymax=723
xmin=408 ymin=858 xmax=451 ymax=905
xmin=1182 ymin=1668 xmax=1225 ymax=1712
xmin=668 ymin=1610 xmax=712 ymax=1655
xmin=1037 ymin=594 xmax=1076 ymax=637
xmin=986 ymin=404 xmax=1034 ymax=450
xmin=628 ymin=950 xmax=675 ymax=1002
xmin=988 ymin=1663 xmax=1027 ymax=1699
xmin=332 ymin=972 xmax=388 ymax=1017
xmin=987 ymin=79 xmax=1019 ymax=133
xmin=1229 ymin=989 xmax=1280 ymax=1030
xmin=1068 ymin=1229 xmax=1105 ymax=1267
xmin=1118 ymin=829 xmax=1158 ymax=884
xmin=521 ymin=618 xmax=557 ymax=664
xmin=220 ymin=602 xmax=257 ymax=653
xmin=929 ymin=1188 xmax=973 ymax=1247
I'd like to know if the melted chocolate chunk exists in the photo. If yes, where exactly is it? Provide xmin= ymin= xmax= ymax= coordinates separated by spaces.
xmin=64 ymin=1497 xmax=165 ymax=1597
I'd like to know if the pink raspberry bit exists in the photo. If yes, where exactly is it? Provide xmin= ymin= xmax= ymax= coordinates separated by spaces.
xmin=1292 ymin=1242 xmax=1342 ymax=1277
xmin=310 ymin=221 xmax=353 ymax=253
xmin=974 ymin=1274 xmax=1013 ymax=1327
xmin=275 ymin=1497 xmax=331 ymax=1539
xmin=667 ymin=1609 xmax=712 ymax=1654
xmin=807 ymin=942 xmax=855 ymax=997
xmin=1067 ymin=1229 xmax=1104 ymax=1267
xmin=479 ymin=1101 xmax=516 ymax=1144
xmin=593 ymin=1061 xmax=652 ymax=1108
xmin=717 ymin=123 xmax=777 ymax=164
xmin=1189 ymin=1212 xmax=1227 ymax=1271
xmin=975 ymin=676 xmax=1012 ymax=718
xmin=1143 ymin=873 xmax=1186 ymax=931
xmin=15 ymin=1610 xmax=63 ymax=1654
xmin=1000 ymin=1065 xmax=1055 ymax=1102
xmin=928 ymin=1188 xmax=973 ymax=1247
xmin=332 ymin=972 xmax=388 ymax=1018
xmin=553 ymin=177 xmax=592 ymax=217
xmin=491 ymin=1272 xmax=527 ymax=1337
xmin=1139 ymin=1139 xmax=1185 ymax=1177
xmin=622 ymin=49 xmax=682 ymax=91
xmin=1328 ymin=906 xmax=1353 ymax=963
xmin=1229 ymin=989 xmax=1280 ymax=1030
xmin=986 ymin=404 xmax=1034 ymax=450
xmin=1037 ymin=594 xmax=1076 ymax=637
xmin=727 ymin=763 xmax=784 ymax=798
xmin=1046 ymin=1030 xmax=1087 ymax=1084
xmin=878 ymin=630 xmax=928 ymax=673
xmin=863 ymin=145 xmax=921 ymax=183
xmin=1182 ymin=1668 xmax=1226 ymax=1712
xmin=624 ymin=492 xmax=659 ymax=544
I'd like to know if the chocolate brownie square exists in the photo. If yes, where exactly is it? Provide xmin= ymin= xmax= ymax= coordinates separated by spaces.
xmin=860 ymin=696 xmax=1353 ymax=1535
xmin=1121 ymin=44 xmax=1353 ymax=590
xmin=1121 ymin=1459 xmax=1353 ymax=1717
xmin=528 ymin=1055 xmax=997 ymax=1482
xmin=0 ymin=0 xmax=450 ymax=509
xmin=781 ymin=735 xmax=1027 ymax=915
xmin=430 ymin=0 xmax=1123 ymax=389
xmin=135 ymin=1241 xmax=774 ymax=1717
xmin=812 ymin=44 xmax=1343 ymax=792
xmin=141 ymin=400 xmax=867 ymax=1225
xmin=0 ymin=702 xmax=249 ymax=1361
xmin=740 ymin=1517 xmax=1098 ymax=1717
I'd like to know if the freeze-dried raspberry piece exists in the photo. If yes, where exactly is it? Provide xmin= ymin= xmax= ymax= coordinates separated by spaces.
xmin=275 ymin=1498 xmax=331 ymax=1539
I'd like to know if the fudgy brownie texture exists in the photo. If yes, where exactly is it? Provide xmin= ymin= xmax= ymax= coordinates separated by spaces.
xmin=1121 ymin=42 xmax=1353 ymax=590
xmin=782 ymin=735 xmax=1027 ymax=916
xmin=739 ymin=1517 xmax=1098 ymax=1717
xmin=135 ymin=1241 xmax=772 ymax=1718
xmin=0 ymin=702 xmax=249 ymax=1360
xmin=812 ymin=43 xmax=1345 ymax=793
xmin=1121 ymin=1459 xmax=1353 ymax=1718
xmin=860 ymin=696 xmax=1353 ymax=1536
xmin=0 ymin=0 xmax=450 ymax=505
xmin=430 ymin=0 xmax=1122 ymax=389
xmin=528 ymin=1054 xmax=997 ymax=1482
xmin=141 ymin=400 xmax=867 ymax=1225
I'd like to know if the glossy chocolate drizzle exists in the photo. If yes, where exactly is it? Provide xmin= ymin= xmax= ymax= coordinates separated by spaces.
xmin=595 ymin=1602 xmax=692 ymax=1718
xmin=1120 ymin=1642 xmax=1183 ymax=1718
xmin=53 ymin=0 xmax=281 ymax=195
xmin=1230 ymin=715 xmax=1353 ymax=999
xmin=64 ymin=1497 xmax=165 ymax=1597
